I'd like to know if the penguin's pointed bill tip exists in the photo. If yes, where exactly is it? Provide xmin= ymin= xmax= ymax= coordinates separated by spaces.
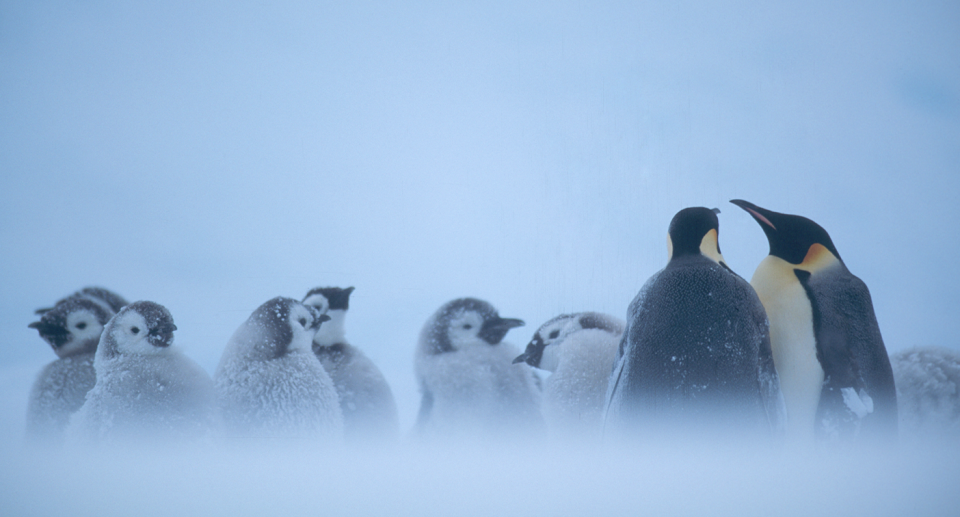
xmin=711 ymin=207 xmax=721 ymax=215
xmin=511 ymin=353 xmax=528 ymax=365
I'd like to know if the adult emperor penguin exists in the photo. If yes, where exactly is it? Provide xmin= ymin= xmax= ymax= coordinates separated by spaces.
xmin=415 ymin=298 xmax=544 ymax=440
xmin=731 ymin=199 xmax=897 ymax=443
xmin=69 ymin=301 xmax=216 ymax=443
xmin=302 ymin=287 xmax=400 ymax=442
xmin=215 ymin=296 xmax=343 ymax=440
xmin=35 ymin=286 xmax=128 ymax=316
xmin=604 ymin=207 xmax=784 ymax=440
xmin=513 ymin=312 xmax=624 ymax=439
xmin=26 ymin=298 xmax=113 ymax=441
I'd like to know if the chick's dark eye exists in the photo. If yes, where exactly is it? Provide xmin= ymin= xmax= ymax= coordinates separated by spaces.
xmin=76 ymin=322 xmax=87 ymax=330
xmin=549 ymin=330 xmax=560 ymax=339
xmin=131 ymin=327 xmax=140 ymax=334
xmin=463 ymin=324 xmax=472 ymax=330
xmin=299 ymin=318 xmax=307 ymax=327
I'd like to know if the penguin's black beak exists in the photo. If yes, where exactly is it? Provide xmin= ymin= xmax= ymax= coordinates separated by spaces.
xmin=512 ymin=335 xmax=545 ymax=368
xmin=34 ymin=307 xmax=54 ymax=315
xmin=148 ymin=322 xmax=177 ymax=348
xmin=29 ymin=321 xmax=70 ymax=348
xmin=312 ymin=314 xmax=332 ymax=330
xmin=730 ymin=199 xmax=777 ymax=231
xmin=478 ymin=317 xmax=525 ymax=345
xmin=29 ymin=321 xmax=62 ymax=333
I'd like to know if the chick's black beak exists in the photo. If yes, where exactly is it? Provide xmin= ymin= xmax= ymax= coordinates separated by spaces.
xmin=29 ymin=321 xmax=68 ymax=335
xmin=312 ymin=314 xmax=332 ymax=330
xmin=148 ymin=322 xmax=177 ymax=347
xmin=29 ymin=321 xmax=71 ymax=349
xmin=512 ymin=335 xmax=545 ymax=368
xmin=478 ymin=317 xmax=525 ymax=345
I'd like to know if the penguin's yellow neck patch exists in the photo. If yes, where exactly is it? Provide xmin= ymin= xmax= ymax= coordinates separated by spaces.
xmin=699 ymin=229 xmax=726 ymax=265
xmin=796 ymin=243 xmax=840 ymax=273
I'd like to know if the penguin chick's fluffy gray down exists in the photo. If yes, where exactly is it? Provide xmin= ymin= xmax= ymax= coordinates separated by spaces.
xmin=35 ymin=286 xmax=128 ymax=316
xmin=26 ymin=298 xmax=114 ymax=441
xmin=215 ymin=296 xmax=343 ymax=440
xmin=891 ymin=346 xmax=960 ymax=441
xmin=415 ymin=297 xmax=543 ymax=439
xmin=303 ymin=287 xmax=399 ymax=442
xmin=69 ymin=301 xmax=216 ymax=443
xmin=514 ymin=312 xmax=624 ymax=438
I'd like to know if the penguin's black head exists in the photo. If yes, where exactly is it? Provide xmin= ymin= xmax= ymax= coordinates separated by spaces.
xmin=303 ymin=286 xmax=355 ymax=311
xmin=667 ymin=207 xmax=724 ymax=263
xmin=730 ymin=200 xmax=842 ymax=265
xmin=98 ymin=300 xmax=178 ymax=360
xmin=29 ymin=298 xmax=112 ymax=357
xmin=126 ymin=301 xmax=178 ymax=349
xmin=246 ymin=296 xmax=327 ymax=359
xmin=513 ymin=313 xmax=577 ymax=368
xmin=35 ymin=286 xmax=128 ymax=315
xmin=513 ymin=312 xmax=624 ymax=369
xmin=422 ymin=297 xmax=525 ymax=354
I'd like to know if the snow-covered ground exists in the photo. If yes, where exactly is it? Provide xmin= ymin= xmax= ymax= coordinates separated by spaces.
xmin=2 ymin=439 xmax=958 ymax=517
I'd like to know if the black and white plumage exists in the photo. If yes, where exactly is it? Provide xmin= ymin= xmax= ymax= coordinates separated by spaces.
xmin=605 ymin=207 xmax=785 ymax=439
xmin=514 ymin=312 xmax=624 ymax=438
xmin=215 ymin=296 xmax=343 ymax=440
xmin=302 ymin=287 xmax=400 ymax=442
xmin=35 ymin=286 xmax=128 ymax=316
xmin=26 ymin=298 xmax=114 ymax=441
xmin=732 ymin=200 xmax=897 ymax=443
xmin=415 ymin=298 xmax=543 ymax=439
xmin=69 ymin=301 xmax=216 ymax=443
xmin=890 ymin=347 xmax=960 ymax=440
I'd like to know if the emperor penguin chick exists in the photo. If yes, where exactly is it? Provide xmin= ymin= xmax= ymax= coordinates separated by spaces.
xmin=415 ymin=298 xmax=543 ymax=439
xmin=514 ymin=312 xmax=624 ymax=438
xmin=890 ymin=346 xmax=960 ymax=441
xmin=26 ymin=298 xmax=113 ymax=441
xmin=604 ymin=207 xmax=784 ymax=440
xmin=303 ymin=287 xmax=400 ymax=442
xmin=215 ymin=297 xmax=343 ymax=440
xmin=731 ymin=199 xmax=897 ymax=443
xmin=69 ymin=301 xmax=216 ymax=443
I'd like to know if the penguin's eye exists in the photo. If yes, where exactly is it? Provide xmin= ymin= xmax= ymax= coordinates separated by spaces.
xmin=549 ymin=330 xmax=560 ymax=339
xmin=299 ymin=318 xmax=308 ymax=327
xmin=76 ymin=322 xmax=87 ymax=330
xmin=131 ymin=326 xmax=140 ymax=335
xmin=463 ymin=324 xmax=472 ymax=330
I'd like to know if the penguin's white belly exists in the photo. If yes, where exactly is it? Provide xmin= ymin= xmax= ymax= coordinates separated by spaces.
xmin=760 ymin=278 xmax=823 ymax=443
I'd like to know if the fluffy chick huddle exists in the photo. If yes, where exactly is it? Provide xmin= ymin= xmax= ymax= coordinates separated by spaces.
xmin=25 ymin=201 xmax=960 ymax=446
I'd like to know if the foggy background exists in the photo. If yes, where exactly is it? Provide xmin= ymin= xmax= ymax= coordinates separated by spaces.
xmin=1 ymin=1 xmax=958 ymax=515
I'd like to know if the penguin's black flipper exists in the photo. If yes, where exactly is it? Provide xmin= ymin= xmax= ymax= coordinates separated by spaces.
xmin=798 ymin=267 xmax=898 ymax=441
